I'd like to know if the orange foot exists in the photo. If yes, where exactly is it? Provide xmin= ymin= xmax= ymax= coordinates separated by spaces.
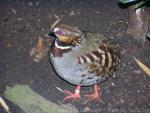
xmin=84 ymin=85 xmax=101 ymax=104
xmin=63 ymin=85 xmax=81 ymax=102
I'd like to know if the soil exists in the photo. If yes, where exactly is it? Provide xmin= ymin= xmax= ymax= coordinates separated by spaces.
xmin=0 ymin=0 xmax=150 ymax=113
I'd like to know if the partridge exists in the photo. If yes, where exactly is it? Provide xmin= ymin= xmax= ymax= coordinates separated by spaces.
xmin=49 ymin=24 xmax=120 ymax=103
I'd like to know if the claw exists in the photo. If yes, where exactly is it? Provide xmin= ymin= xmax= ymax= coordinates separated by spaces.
xmin=84 ymin=85 xmax=101 ymax=104
xmin=63 ymin=86 xmax=81 ymax=102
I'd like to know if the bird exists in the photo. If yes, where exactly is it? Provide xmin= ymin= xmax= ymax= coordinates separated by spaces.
xmin=49 ymin=24 xmax=120 ymax=103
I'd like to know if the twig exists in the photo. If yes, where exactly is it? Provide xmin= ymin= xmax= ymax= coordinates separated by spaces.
xmin=51 ymin=16 xmax=63 ymax=29
xmin=134 ymin=58 xmax=150 ymax=76
xmin=0 ymin=97 xmax=11 ymax=113
xmin=56 ymin=87 xmax=65 ymax=93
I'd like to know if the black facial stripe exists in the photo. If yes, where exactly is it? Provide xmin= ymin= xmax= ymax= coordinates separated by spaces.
xmin=56 ymin=39 xmax=72 ymax=47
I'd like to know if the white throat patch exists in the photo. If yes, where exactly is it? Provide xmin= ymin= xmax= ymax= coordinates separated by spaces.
xmin=55 ymin=40 xmax=71 ymax=49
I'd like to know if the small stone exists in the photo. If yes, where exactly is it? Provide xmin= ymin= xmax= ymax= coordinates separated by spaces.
xmin=134 ymin=70 xmax=141 ymax=74
xmin=29 ymin=80 xmax=34 ymax=84
xmin=137 ymin=90 xmax=140 ymax=93
xmin=47 ymin=89 xmax=50 ymax=92
xmin=112 ymin=73 xmax=116 ymax=78
xmin=83 ymin=106 xmax=90 ymax=112
xmin=120 ymin=99 xmax=124 ymax=104
xmin=122 ymin=63 xmax=126 ymax=67
xmin=69 ymin=10 xmax=75 ymax=16
xmin=38 ymin=19 xmax=41 ymax=22
xmin=7 ymin=34 xmax=10 ymax=37
xmin=96 ymin=11 xmax=100 ymax=14
xmin=121 ymin=49 xmax=126 ymax=54
xmin=125 ymin=79 xmax=129 ymax=83
xmin=11 ymin=9 xmax=16 ymax=14
xmin=77 ymin=11 xmax=80 ymax=14
xmin=129 ymin=102 xmax=133 ymax=106
xmin=106 ymin=89 xmax=110 ymax=93
xmin=18 ymin=17 xmax=22 ymax=21
xmin=109 ymin=37 xmax=114 ymax=39
xmin=28 ymin=2 xmax=33 ymax=6
xmin=54 ymin=14 xmax=59 ymax=19
xmin=41 ymin=28 xmax=45 ymax=32
xmin=90 ymin=22 xmax=93 ymax=26
xmin=36 ymin=2 xmax=39 ymax=5
xmin=111 ymin=82 xmax=115 ymax=87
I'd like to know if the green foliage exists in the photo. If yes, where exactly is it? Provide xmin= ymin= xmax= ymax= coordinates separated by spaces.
xmin=119 ymin=0 xmax=149 ymax=3
xmin=119 ymin=0 xmax=137 ymax=4
xmin=4 ymin=84 xmax=78 ymax=113
xmin=119 ymin=0 xmax=150 ymax=8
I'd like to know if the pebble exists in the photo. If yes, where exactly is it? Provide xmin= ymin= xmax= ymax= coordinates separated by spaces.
xmin=54 ymin=14 xmax=59 ymax=19
xmin=18 ymin=17 xmax=22 ymax=21
xmin=28 ymin=2 xmax=33 ymax=6
xmin=77 ymin=11 xmax=80 ymax=14
xmin=96 ymin=11 xmax=100 ymax=14
xmin=120 ymin=99 xmax=124 ymax=104
xmin=134 ymin=70 xmax=141 ymax=74
xmin=90 ymin=22 xmax=93 ymax=26
xmin=83 ymin=106 xmax=90 ymax=112
xmin=11 ymin=9 xmax=16 ymax=14
xmin=36 ymin=2 xmax=39 ymax=5
xmin=111 ymin=82 xmax=115 ymax=87
xmin=69 ymin=10 xmax=75 ymax=16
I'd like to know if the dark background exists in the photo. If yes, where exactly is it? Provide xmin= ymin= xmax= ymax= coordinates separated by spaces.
xmin=0 ymin=0 xmax=150 ymax=113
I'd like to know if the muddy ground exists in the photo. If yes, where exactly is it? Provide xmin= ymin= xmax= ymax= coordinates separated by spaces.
xmin=0 ymin=0 xmax=150 ymax=113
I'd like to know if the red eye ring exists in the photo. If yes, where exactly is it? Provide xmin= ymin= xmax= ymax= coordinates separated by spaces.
xmin=56 ymin=30 xmax=66 ymax=36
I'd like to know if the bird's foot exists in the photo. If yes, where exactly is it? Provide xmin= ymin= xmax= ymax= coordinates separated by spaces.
xmin=63 ymin=86 xmax=81 ymax=102
xmin=84 ymin=85 xmax=101 ymax=104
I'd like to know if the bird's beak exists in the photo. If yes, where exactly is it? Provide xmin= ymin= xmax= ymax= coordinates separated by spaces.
xmin=47 ymin=29 xmax=57 ymax=45
xmin=48 ymin=29 xmax=56 ymax=38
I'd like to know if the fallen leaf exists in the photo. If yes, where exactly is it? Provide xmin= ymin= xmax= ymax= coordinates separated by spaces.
xmin=4 ymin=84 xmax=78 ymax=113
xmin=30 ymin=36 xmax=48 ymax=62
xmin=134 ymin=58 xmax=150 ymax=76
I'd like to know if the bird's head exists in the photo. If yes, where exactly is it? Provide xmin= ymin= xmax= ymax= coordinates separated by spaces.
xmin=51 ymin=24 xmax=84 ymax=50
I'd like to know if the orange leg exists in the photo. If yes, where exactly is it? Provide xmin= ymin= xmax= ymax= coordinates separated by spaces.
xmin=84 ymin=84 xmax=101 ymax=103
xmin=63 ymin=85 xmax=81 ymax=102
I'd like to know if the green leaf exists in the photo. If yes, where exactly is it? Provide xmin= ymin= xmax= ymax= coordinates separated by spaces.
xmin=134 ymin=1 xmax=146 ymax=8
xmin=4 ymin=84 xmax=79 ymax=113
xmin=119 ymin=0 xmax=138 ymax=3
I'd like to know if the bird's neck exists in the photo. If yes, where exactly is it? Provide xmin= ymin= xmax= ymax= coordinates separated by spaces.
xmin=51 ymin=41 xmax=72 ymax=57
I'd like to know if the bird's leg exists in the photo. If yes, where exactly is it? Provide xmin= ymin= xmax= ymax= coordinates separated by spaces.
xmin=84 ymin=84 xmax=101 ymax=103
xmin=63 ymin=85 xmax=81 ymax=102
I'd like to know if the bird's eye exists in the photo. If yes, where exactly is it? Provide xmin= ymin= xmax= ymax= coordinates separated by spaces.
xmin=56 ymin=30 xmax=63 ymax=35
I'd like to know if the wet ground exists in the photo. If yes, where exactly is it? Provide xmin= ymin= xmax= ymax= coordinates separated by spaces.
xmin=0 ymin=0 xmax=150 ymax=113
